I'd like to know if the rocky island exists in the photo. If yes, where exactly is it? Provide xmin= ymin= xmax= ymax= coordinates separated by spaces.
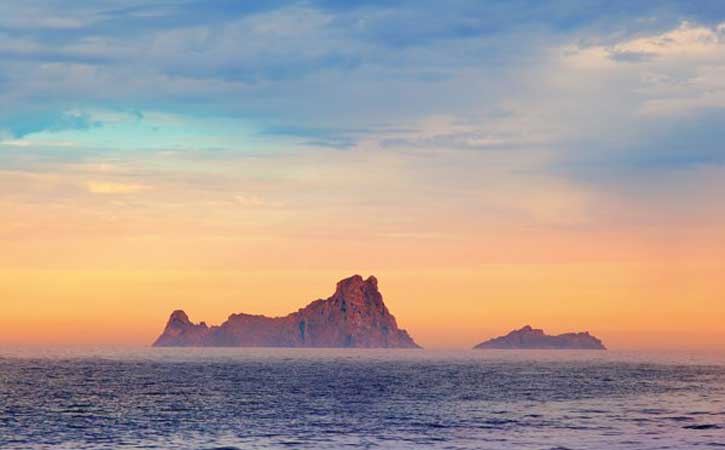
xmin=474 ymin=325 xmax=606 ymax=350
xmin=153 ymin=275 xmax=420 ymax=348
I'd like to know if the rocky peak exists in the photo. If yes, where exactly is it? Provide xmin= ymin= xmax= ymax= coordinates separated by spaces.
xmin=334 ymin=274 xmax=375 ymax=294
xmin=153 ymin=274 xmax=419 ymax=348
xmin=365 ymin=275 xmax=378 ymax=289
xmin=515 ymin=325 xmax=544 ymax=336
xmin=153 ymin=310 xmax=209 ymax=346
xmin=331 ymin=274 xmax=385 ymax=314
xmin=165 ymin=310 xmax=208 ymax=330
xmin=168 ymin=310 xmax=191 ymax=324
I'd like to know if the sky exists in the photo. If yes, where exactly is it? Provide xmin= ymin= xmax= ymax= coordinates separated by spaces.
xmin=1 ymin=0 xmax=724 ymax=349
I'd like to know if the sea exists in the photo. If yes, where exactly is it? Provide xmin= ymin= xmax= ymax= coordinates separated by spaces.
xmin=0 ymin=348 xmax=723 ymax=450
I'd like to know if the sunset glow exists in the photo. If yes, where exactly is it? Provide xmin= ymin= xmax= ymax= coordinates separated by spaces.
xmin=2 ymin=2 xmax=724 ymax=350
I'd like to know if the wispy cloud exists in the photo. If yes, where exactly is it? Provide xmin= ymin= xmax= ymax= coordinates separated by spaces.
xmin=0 ymin=0 xmax=724 ymax=258
xmin=85 ymin=181 xmax=150 ymax=194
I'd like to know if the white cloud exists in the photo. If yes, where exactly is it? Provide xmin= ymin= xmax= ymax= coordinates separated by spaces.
xmin=234 ymin=194 xmax=266 ymax=207
xmin=0 ymin=138 xmax=79 ymax=148
xmin=85 ymin=181 xmax=150 ymax=194
xmin=610 ymin=22 xmax=724 ymax=58
xmin=559 ymin=22 xmax=725 ymax=117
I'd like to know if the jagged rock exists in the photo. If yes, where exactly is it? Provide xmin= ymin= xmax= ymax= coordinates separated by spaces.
xmin=474 ymin=325 xmax=606 ymax=350
xmin=153 ymin=275 xmax=420 ymax=348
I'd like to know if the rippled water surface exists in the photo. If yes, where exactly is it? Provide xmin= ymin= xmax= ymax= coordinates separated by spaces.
xmin=0 ymin=348 xmax=723 ymax=449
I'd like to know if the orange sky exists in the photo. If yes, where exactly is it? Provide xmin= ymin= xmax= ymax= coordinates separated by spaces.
xmin=1 ymin=149 xmax=724 ymax=349
xmin=2 ymin=228 xmax=723 ymax=349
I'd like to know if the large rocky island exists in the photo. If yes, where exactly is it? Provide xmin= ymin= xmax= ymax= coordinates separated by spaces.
xmin=153 ymin=275 xmax=420 ymax=348
xmin=474 ymin=325 xmax=606 ymax=350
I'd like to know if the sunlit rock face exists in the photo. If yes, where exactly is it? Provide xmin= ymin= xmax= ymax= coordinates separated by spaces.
xmin=153 ymin=275 xmax=420 ymax=348
xmin=474 ymin=325 xmax=606 ymax=350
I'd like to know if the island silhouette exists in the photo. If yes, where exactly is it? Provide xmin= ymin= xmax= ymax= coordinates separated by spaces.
xmin=154 ymin=275 xmax=420 ymax=348
xmin=474 ymin=325 xmax=606 ymax=350
xmin=154 ymin=275 xmax=606 ymax=350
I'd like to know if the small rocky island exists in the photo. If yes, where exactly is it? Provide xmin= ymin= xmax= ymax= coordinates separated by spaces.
xmin=153 ymin=275 xmax=420 ymax=348
xmin=474 ymin=325 xmax=606 ymax=350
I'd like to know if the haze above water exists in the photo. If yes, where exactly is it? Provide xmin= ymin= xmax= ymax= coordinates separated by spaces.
xmin=1 ymin=348 xmax=723 ymax=450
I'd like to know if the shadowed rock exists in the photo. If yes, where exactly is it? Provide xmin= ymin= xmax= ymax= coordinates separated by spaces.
xmin=153 ymin=275 xmax=420 ymax=348
xmin=474 ymin=325 xmax=606 ymax=350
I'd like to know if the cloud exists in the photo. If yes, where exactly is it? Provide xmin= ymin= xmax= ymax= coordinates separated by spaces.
xmin=1 ymin=110 xmax=102 ymax=139
xmin=85 ymin=181 xmax=150 ymax=194
xmin=608 ymin=22 xmax=724 ymax=60
xmin=234 ymin=194 xmax=265 ymax=207
xmin=0 ymin=138 xmax=77 ymax=148
xmin=3 ymin=0 xmax=708 ymax=145
xmin=1 ymin=0 xmax=725 ymax=242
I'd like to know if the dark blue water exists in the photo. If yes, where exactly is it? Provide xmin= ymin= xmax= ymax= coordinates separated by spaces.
xmin=0 ymin=349 xmax=723 ymax=449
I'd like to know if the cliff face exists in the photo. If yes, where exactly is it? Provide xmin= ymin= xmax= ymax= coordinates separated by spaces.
xmin=474 ymin=325 xmax=606 ymax=350
xmin=153 ymin=275 xmax=420 ymax=348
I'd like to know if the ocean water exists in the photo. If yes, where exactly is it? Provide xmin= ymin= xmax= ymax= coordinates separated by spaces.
xmin=0 ymin=348 xmax=723 ymax=449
